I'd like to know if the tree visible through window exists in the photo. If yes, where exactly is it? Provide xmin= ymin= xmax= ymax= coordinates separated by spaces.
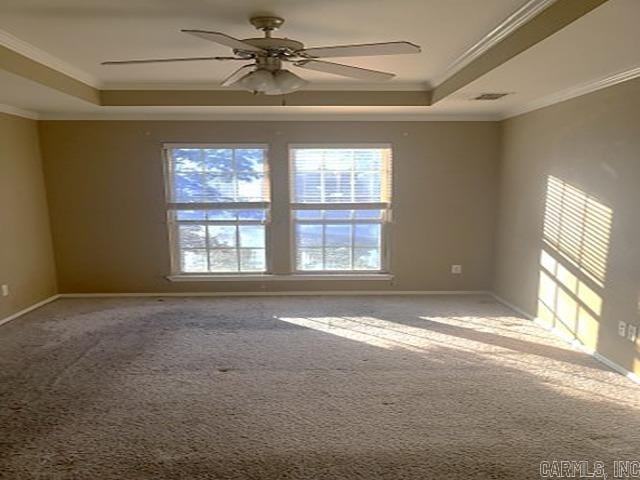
xmin=165 ymin=144 xmax=392 ymax=276
xmin=290 ymin=146 xmax=392 ymax=272
xmin=166 ymin=146 xmax=269 ymax=273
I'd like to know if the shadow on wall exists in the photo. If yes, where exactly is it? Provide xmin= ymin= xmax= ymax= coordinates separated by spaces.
xmin=536 ymin=175 xmax=638 ymax=375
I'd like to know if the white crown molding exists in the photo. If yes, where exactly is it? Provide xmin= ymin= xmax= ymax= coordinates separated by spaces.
xmin=499 ymin=66 xmax=640 ymax=120
xmin=37 ymin=111 xmax=501 ymax=122
xmin=0 ymin=28 xmax=101 ymax=88
xmin=0 ymin=103 xmax=40 ymax=120
xmin=100 ymin=82 xmax=430 ymax=92
xmin=431 ymin=0 xmax=557 ymax=87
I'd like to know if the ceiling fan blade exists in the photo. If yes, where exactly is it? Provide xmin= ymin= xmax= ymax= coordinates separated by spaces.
xmin=298 ymin=41 xmax=420 ymax=58
xmin=182 ymin=30 xmax=265 ymax=53
xmin=295 ymin=59 xmax=395 ymax=81
xmin=102 ymin=56 xmax=241 ymax=65
xmin=221 ymin=64 xmax=254 ymax=87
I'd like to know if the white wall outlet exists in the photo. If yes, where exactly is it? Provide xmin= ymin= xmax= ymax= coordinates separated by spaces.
xmin=1 ymin=284 xmax=8 ymax=297
xmin=627 ymin=325 xmax=638 ymax=342
xmin=451 ymin=265 xmax=462 ymax=274
xmin=618 ymin=321 xmax=627 ymax=337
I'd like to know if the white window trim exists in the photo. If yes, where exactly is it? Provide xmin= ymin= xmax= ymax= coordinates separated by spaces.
xmin=288 ymin=214 xmax=392 ymax=275
xmin=166 ymin=274 xmax=394 ymax=282
xmin=163 ymin=143 xmax=394 ymax=281
xmin=164 ymin=143 xmax=269 ymax=149
xmin=288 ymin=143 xmax=393 ymax=149
xmin=163 ymin=144 xmax=271 ymax=275
xmin=288 ymin=144 xmax=393 ymax=274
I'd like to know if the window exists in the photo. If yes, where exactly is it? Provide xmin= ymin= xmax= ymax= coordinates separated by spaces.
xmin=165 ymin=145 xmax=270 ymax=274
xmin=290 ymin=146 xmax=392 ymax=272
xmin=164 ymin=144 xmax=393 ymax=278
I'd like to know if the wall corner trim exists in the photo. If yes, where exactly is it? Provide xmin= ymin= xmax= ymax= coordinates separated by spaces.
xmin=491 ymin=292 xmax=640 ymax=386
xmin=0 ymin=294 xmax=60 ymax=328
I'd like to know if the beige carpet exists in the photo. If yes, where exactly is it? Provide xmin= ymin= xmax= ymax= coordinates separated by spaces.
xmin=0 ymin=294 xmax=638 ymax=479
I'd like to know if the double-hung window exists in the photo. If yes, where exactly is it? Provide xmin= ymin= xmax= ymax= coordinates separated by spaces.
xmin=290 ymin=145 xmax=392 ymax=272
xmin=165 ymin=145 xmax=270 ymax=274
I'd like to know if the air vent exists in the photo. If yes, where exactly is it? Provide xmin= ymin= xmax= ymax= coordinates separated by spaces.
xmin=474 ymin=93 xmax=511 ymax=101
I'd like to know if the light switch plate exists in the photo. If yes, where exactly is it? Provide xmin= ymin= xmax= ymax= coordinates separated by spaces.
xmin=1 ymin=284 xmax=8 ymax=297
xmin=451 ymin=265 xmax=462 ymax=274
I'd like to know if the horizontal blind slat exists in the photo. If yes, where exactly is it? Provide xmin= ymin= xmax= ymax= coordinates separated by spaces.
xmin=291 ymin=147 xmax=391 ymax=204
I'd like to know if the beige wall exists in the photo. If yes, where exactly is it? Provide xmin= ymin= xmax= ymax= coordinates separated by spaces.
xmin=495 ymin=77 xmax=640 ymax=376
xmin=13 ymin=82 xmax=640 ymax=375
xmin=0 ymin=113 xmax=57 ymax=319
xmin=39 ymin=120 xmax=500 ymax=294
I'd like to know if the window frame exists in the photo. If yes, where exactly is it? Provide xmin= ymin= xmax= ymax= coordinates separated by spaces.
xmin=163 ymin=143 xmax=272 ymax=276
xmin=288 ymin=144 xmax=393 ymax=274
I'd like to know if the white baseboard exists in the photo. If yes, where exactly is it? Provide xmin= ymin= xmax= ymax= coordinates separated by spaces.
xmin=59 ymin=290 xmax=489 ymax=298
xmin=491 ymin=293 xmax=640 ymax=386
xmin=0 ymin=294 xmax=60 ymax=328
xmin=490 ymin=293 xmax=536 ymax=320
xmin=3 ymin=290 xmax=637 ymax=385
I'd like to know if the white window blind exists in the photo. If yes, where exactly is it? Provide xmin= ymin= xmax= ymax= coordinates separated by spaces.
xmin=166 ymin=146 xmax=270 ymax=274
xmin=291 ymin=148 xmax=391 ymax=204
xmin=290 ymin=146 xmax=392 ymax=272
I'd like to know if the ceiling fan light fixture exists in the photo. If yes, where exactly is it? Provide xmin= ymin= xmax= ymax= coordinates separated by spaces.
xmin=272 ymin=69 xmax=309 ymax=94
xmin=234 ymin=69 xmax=277 ymax=94
xmin=233 ymin=68 xmax=309 ymax=95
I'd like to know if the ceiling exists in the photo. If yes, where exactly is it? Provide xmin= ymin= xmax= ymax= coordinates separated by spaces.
xmin=0 ymin=0 xmax=529 ymax=88
xmin=0 ymin=0 xmax=639 ymax=120
xmin=450 ymin=0 xmax=640 ymax=117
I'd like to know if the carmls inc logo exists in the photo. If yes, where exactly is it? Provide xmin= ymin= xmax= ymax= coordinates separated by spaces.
xmin=540 ymin=460 xmax=640 ymax=479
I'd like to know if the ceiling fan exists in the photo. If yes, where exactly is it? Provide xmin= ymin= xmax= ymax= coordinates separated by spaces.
xmin=102 ymin=16 xmax=421 ymax=95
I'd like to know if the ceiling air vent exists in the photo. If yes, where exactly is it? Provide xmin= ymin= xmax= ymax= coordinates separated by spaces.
xmin=474 ymin=93 xmax=511 ymax=101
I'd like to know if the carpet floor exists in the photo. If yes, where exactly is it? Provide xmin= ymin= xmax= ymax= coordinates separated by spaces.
xmin=0 ymin=294 xmax=639 ymax=479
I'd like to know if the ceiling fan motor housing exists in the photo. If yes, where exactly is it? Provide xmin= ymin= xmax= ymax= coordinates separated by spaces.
xmin=254 ymin=56 xmax=282 ymax=72
xmin=235 ymin=37 xmax=305 ymax=57
xmin=232 ymin=16 xmax=305 ymax=58
xmin=249 ymin=16 xmax=285 ymax=32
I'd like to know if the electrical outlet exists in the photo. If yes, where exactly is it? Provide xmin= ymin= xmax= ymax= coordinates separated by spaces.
xmin=451 ymin=265 xmax=462 ymax=274
xmin=1 ymin=284 xmax=8 ymax=297
xmin=618 ymin=321 xmax=627 ymax=337
xmin=627 ymin=325 xmax=638 ymax=342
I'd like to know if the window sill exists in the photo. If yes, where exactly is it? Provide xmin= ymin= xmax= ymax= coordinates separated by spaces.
xmin=166 ymin=274 xmax=394 ymax=282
